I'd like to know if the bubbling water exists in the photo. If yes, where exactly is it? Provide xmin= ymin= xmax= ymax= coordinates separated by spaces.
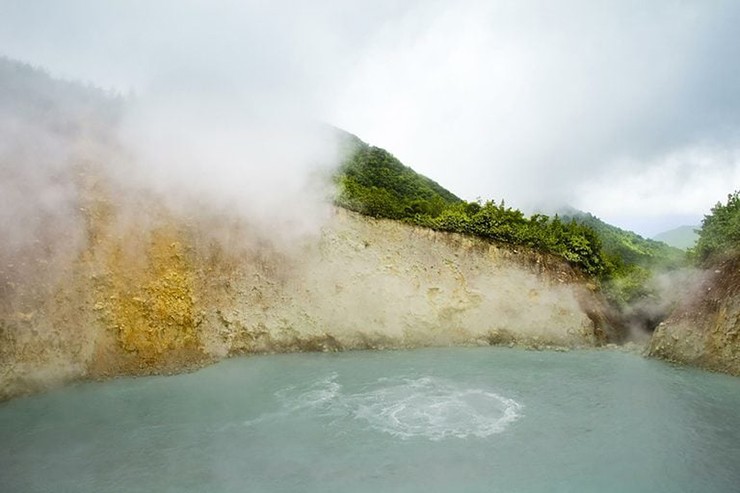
xmin=350 ymin=377 xmax=523 ymax=440
xmin=259 ymin=373 xmax=523 ymax=440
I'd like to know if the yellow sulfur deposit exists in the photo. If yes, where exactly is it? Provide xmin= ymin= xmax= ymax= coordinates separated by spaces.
xmin=100 ymin=226 xmax=199 ymax=360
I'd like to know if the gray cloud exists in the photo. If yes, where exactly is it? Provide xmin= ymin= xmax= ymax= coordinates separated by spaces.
xmin=329 ymin=1 xmax=740 ymax=234
xmin=1 ymin=0 xmax=739 ymax=235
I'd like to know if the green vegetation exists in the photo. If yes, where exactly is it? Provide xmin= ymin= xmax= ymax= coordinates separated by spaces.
xmin=559 ymin=210 xmax=684 ymax=270
xmin=692 ymin=190 xmax=740 ymax=263
xmin=560 ymin=210 xmax=686 ymax=305
xmin=334 ymin=136 xmax=606 ymax=276
xmin=333 ymin=134 xmax=695 ymax=308
xmin=335 ymin=133 xmax=459 ymax=219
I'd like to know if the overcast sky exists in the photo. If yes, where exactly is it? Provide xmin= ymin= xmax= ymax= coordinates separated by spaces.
xmin=1 ymin=0 xmax=739 ymax=236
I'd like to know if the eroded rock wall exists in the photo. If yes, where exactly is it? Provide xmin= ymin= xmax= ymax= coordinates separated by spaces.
xmin=0 ymin=177 xmax=615 ymax=400
xmin=649 ymin=255 xmax=740 ymax=375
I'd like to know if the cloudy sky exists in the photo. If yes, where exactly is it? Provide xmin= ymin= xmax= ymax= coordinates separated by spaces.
xmin=1 ymin=0 xmax=739 ymax=236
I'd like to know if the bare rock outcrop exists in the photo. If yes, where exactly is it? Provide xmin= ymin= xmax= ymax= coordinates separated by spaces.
xmin=649 ymin=254 xmax=740 ymax=375
xmin=0 ymin=176 xmax=618 ymax=400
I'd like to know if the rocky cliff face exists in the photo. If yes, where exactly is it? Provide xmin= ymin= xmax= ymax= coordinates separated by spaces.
xmin=0 ymin=172 xmax=617 ymax=400
xmin=649 ymin=255 xmax=740 ymax=375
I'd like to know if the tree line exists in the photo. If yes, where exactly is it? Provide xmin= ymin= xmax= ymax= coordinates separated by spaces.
xmin=692 ymin=190 xmax=740 ymax=263
xmin=334 ymin=141 xmax=606 ymax=276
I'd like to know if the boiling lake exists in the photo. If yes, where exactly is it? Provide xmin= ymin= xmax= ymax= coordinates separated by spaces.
xmin=2 ymin=347 xmax=739 ymax=492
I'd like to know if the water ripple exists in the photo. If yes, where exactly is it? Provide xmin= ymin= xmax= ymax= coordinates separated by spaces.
xmin=260 ymin=374 xmax=523 ymax=441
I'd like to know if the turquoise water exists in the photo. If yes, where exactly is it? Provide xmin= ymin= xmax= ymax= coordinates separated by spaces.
xmin=1 ymin=347 xmax=739 ymax=492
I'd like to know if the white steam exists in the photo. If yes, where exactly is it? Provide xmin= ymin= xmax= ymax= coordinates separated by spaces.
xmin=0 ymin=113 xmax=86 ymax=297
xmin=0 ymin=59 xmax=346 ymax=312
xmin=117 ymin=90 xmax=342 ymax=245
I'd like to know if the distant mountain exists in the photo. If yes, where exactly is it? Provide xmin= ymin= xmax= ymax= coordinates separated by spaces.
xmin=652 ymin=225 xmax=699 ymax=250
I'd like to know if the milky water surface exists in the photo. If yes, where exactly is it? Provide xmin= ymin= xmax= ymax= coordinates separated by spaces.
xmin=2 ymin=347 xmax=739 ymax=492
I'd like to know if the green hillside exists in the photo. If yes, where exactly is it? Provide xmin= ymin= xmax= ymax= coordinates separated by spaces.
xmin=653 ymin=225 xmax=699 ymax=250
xmin=560 ymin=210 xmax=685 ymax=269
xmin=334 ymin=137 xmax=606 ymax=276
xmin=334 ymin=133 xmax=461 ymax=219
xmin=560 ymin=209 xmax=687 ymax=304
xmin=693 ymin=191 xmax=740 ymax=263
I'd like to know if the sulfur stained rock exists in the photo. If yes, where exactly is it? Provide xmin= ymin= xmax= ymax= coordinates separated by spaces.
xmin=100 ymin=229 xmax=197 ymax=358
xmin=0 ymin=174 xmax=620 ymax=400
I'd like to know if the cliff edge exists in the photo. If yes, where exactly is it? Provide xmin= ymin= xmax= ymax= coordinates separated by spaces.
xmin=0 ymin=178 xmax=617 ymax=400
xmin=649 ymin=254 xmax=740 ymax=375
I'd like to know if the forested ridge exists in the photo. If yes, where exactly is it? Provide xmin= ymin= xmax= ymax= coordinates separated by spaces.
xmin=334 ymin=135 xmax=607 ymax=276
xmin=331 ymin=134 xmax=737 ymax=308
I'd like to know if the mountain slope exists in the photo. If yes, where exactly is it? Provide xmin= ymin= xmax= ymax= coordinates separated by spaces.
xmin=335 ymin=142 xmax=607 ymax=276
xmin=0 ymin=56 xmax=121 ymax=133
xmin=557 ymin=209 xmax=688 ymax=315
xmin=560 ymin=209 xmax=685 ymax=269
xmin=653 ymin=225 xmax=699 ymax=250
xmin=334 ymin=132 xmax=461 ymax=219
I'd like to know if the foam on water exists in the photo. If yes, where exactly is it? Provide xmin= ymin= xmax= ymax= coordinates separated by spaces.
xmin=277 ymin=373 xmax=344 ymax=413
xmin=258 ymin=373 xmax=523 ymax=440
xmin=349 ymin=377 xmax=523 ymax=440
